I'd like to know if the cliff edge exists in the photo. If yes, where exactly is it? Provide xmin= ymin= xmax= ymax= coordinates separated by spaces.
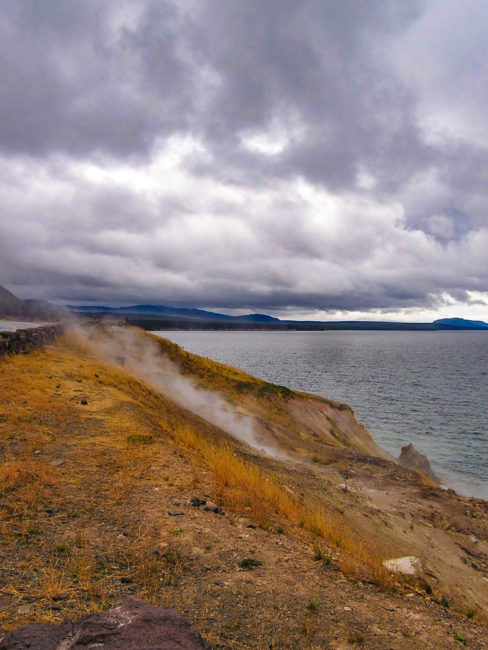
xmin=0 ymin=325 xmax=486 ymax=648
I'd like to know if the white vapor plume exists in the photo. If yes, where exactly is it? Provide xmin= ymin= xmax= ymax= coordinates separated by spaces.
xmin=73 ymin=325 xmax=284 ymax=458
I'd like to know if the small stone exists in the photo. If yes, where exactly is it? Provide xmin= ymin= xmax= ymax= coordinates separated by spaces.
xmin=343 ymin=606 xmax=352 ymax=611
xmin=470 ymin=535 xmax=479 ymax=543
xmin=50 ymin=459 xmax=64 ymax=467
xmin=168 ymin=510 xmax=185 ymax=516
xmin=190 ymin=497 xmax=206 ymax=508
xmin=202 ymin=500 xmax=225 ymax=515
xmin=17 ymin=604 xmax=34 ymax=614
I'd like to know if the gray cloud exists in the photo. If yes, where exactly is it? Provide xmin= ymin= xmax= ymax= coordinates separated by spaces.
xmin=0 ymin=0 xmax=488 ymax=317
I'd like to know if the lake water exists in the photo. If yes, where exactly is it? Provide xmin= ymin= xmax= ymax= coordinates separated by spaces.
xmin=152 ymin=330 xmax=488 ymax=500
xmin=0 ymin=320 xmax=51 ymax=332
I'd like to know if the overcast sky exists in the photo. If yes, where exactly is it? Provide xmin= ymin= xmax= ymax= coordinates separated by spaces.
xmin=1 ymin=0 xmax=488 ymax=321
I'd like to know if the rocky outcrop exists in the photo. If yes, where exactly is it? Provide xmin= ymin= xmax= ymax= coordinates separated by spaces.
xmin=398 ymin=443 xmax=439 ymax=483
xmin=0 ymin=325 xmax=64 ymax=357
xmin=0 ymin=597 xmax=210 ymax=649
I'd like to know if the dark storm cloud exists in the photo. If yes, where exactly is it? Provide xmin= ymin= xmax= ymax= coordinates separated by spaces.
xmin=0 ymin=0 xmax=192 ymax=157
xmin=0 ymin=0 xmax=488 ymax=317
xmin=0 ymin=0 xmax=427 ymax=186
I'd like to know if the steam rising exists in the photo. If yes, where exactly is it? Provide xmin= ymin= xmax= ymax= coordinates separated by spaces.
xmin=74 ymin=325 xmax=284 ymax=458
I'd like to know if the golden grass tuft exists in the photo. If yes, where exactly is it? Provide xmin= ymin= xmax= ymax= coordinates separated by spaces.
xmin=0 ymin=460 xmax=55 ymax=494
xmin=0 ymin=460 xmax=56 ymax=518
xmin=161 ymin=421 xmax=393 ymax=588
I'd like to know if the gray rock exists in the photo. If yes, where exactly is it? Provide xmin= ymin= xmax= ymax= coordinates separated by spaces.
xmin=190 ymin=497 xmax=206 ymax=508
xmin=0 ymin=596 xmax=210 ymax=649
xmin=397 ymin=443 xmax=439 ymax=483
xmin=203 ymin=501 xmax=225 ymax=515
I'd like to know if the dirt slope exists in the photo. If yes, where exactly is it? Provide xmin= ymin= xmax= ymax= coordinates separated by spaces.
xmin=0 ymin=327 xmax=487 ymax=648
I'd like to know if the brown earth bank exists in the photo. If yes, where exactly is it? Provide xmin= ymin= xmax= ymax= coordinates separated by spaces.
xmin=0 ymin=325 xmax=487 ymax=648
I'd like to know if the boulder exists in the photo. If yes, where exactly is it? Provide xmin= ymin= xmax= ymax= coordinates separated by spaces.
xmin=0 ymin=597 xmax=210 ymax=649
xmin=397 ymin=443 xmax=439 ymax=483
xmin=383 ymin=555 xmax=423 ymax=576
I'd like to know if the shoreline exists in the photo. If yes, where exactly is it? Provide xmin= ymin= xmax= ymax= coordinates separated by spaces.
xmin=151 ymin=328 xmax=488 ymax=503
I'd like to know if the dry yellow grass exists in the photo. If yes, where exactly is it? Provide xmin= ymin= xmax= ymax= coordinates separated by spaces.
xmin=0 ymin=329 xmax=391 ymax=616
xmin=63 ymin=326 xmax=392 ymax=587
xmin=159 ymin=424 xmax=392 ymax=588
xmin=1 ymin=330 xmax=487 ymax=647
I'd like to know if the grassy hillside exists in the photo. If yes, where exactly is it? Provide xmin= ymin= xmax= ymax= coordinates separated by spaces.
xmin=0 ymin=327 xmax=487 ymax=648
xmin=147 ymin=331 xmax=390 ymax=460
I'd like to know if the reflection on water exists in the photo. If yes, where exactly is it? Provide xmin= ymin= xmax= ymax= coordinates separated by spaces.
xmin=0 ymin=320 xmax=51 ymax=332
xmin=153 ymin=330 xmax=488 ymax=500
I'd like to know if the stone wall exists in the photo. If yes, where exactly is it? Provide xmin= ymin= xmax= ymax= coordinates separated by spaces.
xmin=0 ymin=324 xmax=64 ymax=357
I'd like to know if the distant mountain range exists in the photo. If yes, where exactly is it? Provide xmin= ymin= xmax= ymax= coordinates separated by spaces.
xmin=67 ymin=303 xmax=280 ymax=323
xmin=1 ymin=284 xmax=487 ymax=330
xmin=66 ymin=302 xmax=488 ymax=330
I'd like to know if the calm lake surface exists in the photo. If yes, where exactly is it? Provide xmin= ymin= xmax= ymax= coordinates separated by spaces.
xmin=153 ymin=330 xmax=488 ymax=500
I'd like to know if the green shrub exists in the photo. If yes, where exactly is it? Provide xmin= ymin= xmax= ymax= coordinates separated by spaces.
xmin=306 ymin=598 xmax=320 ymax=613
xmin=238 ymin=557 xmax=262 ymax=570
